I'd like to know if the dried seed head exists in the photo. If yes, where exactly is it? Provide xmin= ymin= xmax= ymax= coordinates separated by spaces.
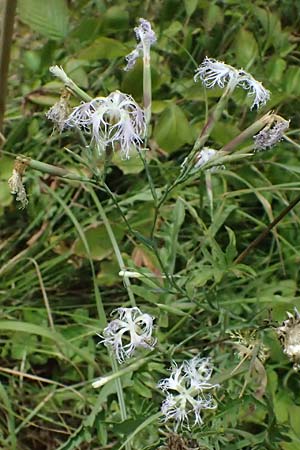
xmin=276 ymin=308 xmax=300 ymax=371
xmin=254 ymin=118 xmax=290 ymax=151
xmin=8 ymin=160 xmax=28 ymax=209
xmin=229 ymin=330 xmax=269 ymax=364
xmin=46 ymin=89 xmax=71 ymax=132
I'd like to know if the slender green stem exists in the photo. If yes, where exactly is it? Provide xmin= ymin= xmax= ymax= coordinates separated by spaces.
xmin=89 ymin=187 xmax=136 ymax=308
xmin=235 ymin=192 xmax=300 ymax=264
xmin=180 ymin=81 xmax=236 ymax=178
xmin=143 ymin=50 xmax=152 ymax=132
xmin=138 ymin=149 xmax=157 ymax=204
xmin=0 ymin=0 xmax=17 ymax=137
xmin=16 ymin=155 xmax=93 ymax=182
xmin=50 ymin=66 xmax=92 ymax=102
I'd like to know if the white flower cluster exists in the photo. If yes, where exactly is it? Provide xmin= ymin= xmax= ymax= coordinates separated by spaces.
xmin=194 ymin=57 xmax=270 ymax=110
xmin=65 ymin=91 xmax=146 ymax=159
xmin=124 ymin=18 xmax=156 ymax=71
xmin=158 ymin=355 xmax=219 ymax=430
xmin=99 ymin=307 xmax=156 ymax=363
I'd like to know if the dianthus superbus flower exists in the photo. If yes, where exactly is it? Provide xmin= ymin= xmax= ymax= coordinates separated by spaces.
xmin=158 ymin=355 xmax=219 ymax=430
xmin=65 ymin=91 xmax=146 ymax=159
xmin=98 ymin=307 xmax=156 ymax=363
xmin=194 ymin=57 xmax=270 ymax=110
xmin=124 ymin=18 xmax=156 ymax=71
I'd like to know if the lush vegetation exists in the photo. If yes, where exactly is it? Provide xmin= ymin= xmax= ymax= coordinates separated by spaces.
xmin=1 ymin=1 xmax=300 ymax=449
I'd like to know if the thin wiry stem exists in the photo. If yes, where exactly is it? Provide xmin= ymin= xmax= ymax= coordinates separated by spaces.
xmin=0 ymin=0 xmax=17 ymax=137
xmin=88 ymin=186 xmax=137 ymax=308
xmin=235 ymin=193 xmax=300 ymax=264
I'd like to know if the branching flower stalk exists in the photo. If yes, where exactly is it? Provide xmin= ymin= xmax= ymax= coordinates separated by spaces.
xmin=180 ymin=57 xmax=270 ymax=179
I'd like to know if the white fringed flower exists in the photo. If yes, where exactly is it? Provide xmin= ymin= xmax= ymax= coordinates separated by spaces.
xmin=8 ymin=163 xmax=28 ymax=209
xmin=65 ymin=91 xmax=146 ymax=158
xmin=124 ymin=18 xmax=156 ymax=71
xmin=158 ymin=356 xmax=219 ymax=430
xmin=99 ymin=307 xmax=156 ymax=363
xmin=254 ymin=118 xmax=289 ymax=151
xmin=194 ymin=57 xmax=270 ymax=110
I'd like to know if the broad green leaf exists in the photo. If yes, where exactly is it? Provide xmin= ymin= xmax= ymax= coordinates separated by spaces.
xmin=0 ymin=321 xmax=97 ymax=368
xmin=266 ymin=57 xmax=287 ymax=84
xmin=97 ymin=259 xmax=120 ymax=286
xmin=211 ymin=121 xmax=240 ymax=146
xmin=77 ymin=37 xmax=127 ymax=61
xmin=101 ymin=6 xmax=129 ymax=32
xmin=18 ymin=0 xmax=69 ymax=40
xmin=72 ymin=223 xmax=125 ymax=261
xmin=204 ymin=4 xmax=223 ymax=30
xmin=130 ymin=285 xmax=158 ymax=303
xmin=290 ymin=405 xmax=300 ymax=438
xmin=163 ymin=21 xmax=183 ymax=38
xmin=121 ymin=58 xmax=162 ymax=99
xmin=283 ymin=66 xmax=300 ymax=96
xmin=132 ymin=378 xmax=153 ymax=398
xmin=184 ymin=0 xmax=198 ymax=17
xmin=252 ymin=7 xmax=281 ymax=48
xmin=154 ymin=103 xmax=192 ymax=152
xmin=234 ymin=28 xmax=258 ymax=67
xmin=113 ymin=152 xmax=144 ymax=174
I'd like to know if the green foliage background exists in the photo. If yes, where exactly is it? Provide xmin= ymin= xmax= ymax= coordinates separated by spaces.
xmin=1 ymin=0 xmax=300 ymax=449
